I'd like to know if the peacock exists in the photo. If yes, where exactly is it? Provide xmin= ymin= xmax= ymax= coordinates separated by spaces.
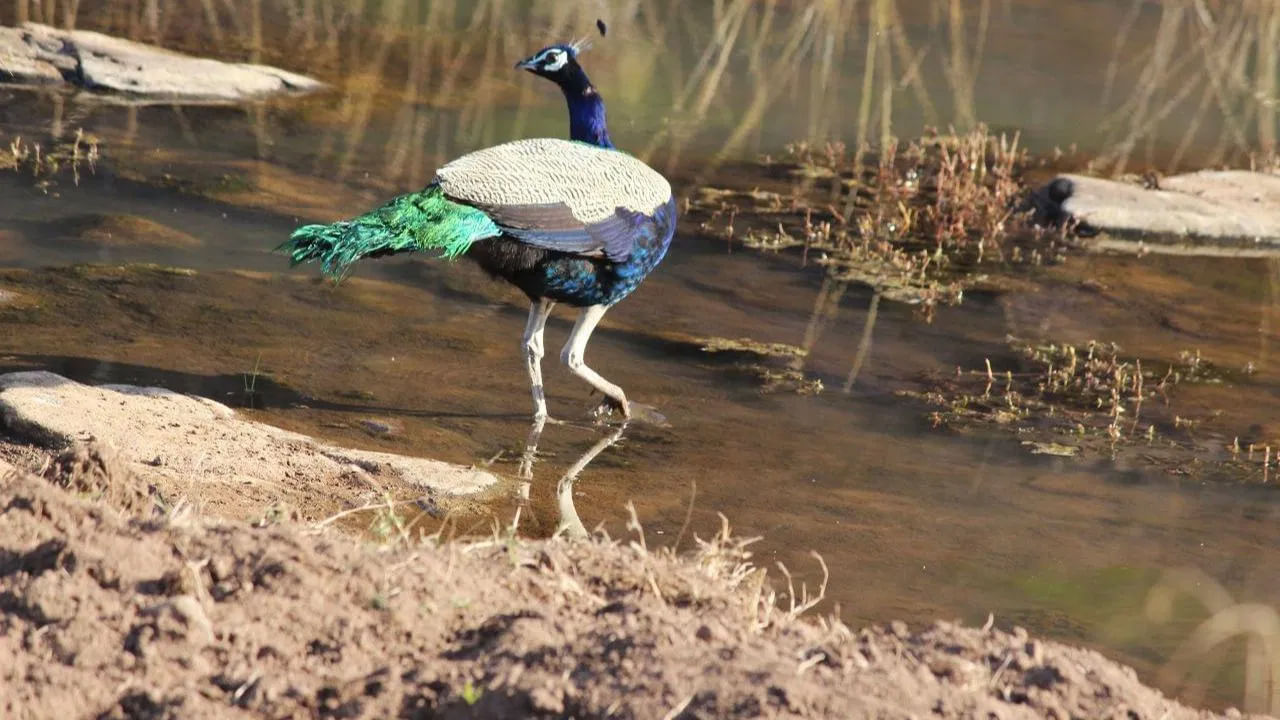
xmin=278 ymin=42 xmax=676 ymax=422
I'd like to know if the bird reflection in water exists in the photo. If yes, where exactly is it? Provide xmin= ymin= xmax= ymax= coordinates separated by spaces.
xmin=513 ymin=416 xmax=627 ymax=538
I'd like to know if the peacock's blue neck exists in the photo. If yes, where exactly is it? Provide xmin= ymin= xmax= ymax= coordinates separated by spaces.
xmin=560 ymin=68 xmax=614 ymax=149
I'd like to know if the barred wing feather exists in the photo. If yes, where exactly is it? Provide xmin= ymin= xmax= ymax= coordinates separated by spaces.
xmin=435 ymin=138 xmax=672 ymax=261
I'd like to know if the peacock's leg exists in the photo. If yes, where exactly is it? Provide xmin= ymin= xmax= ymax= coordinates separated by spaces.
xmin=560 ymin=304 xmax=629 ymax=419
xmin=522 ymin=298 xmax=556 ymax=420
xmin=518 ymin=414 xmax=547 ymax=482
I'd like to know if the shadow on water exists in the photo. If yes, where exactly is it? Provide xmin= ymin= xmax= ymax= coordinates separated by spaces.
xmin=0 ymin=354 xmax=522 ymax=421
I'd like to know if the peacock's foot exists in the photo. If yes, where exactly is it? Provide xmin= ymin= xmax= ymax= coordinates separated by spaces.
xmin=589 ymin=394 xmax=630 ymax=422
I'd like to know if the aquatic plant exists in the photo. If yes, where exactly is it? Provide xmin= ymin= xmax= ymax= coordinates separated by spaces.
xmin=0 ymin=128 xmax=100 ymax=187
xmin=690 ymin=124 xmax=1055 ymax=316
xmin=896 ymin=336 xmax=1280 ymax=484
xmin=908 ymin=338 xmax=1194 ymax=439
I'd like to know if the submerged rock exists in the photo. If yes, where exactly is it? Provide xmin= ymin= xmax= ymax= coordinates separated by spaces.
xmin=32 ymin=214 xmax=204 ymax=249
xmin=0 ymin=22 xmax=323 ymax=103
xmin=0 ymin=371 xmax=496 ymax=521
xmin=1033 ymin=171 xmax=1280 ymax=256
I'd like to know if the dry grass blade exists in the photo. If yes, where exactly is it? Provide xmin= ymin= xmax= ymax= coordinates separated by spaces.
xmin=776 ymin=550 xmax=830 ymax=620
xmin=1149 ymin=569 xmax=1280 ymax=714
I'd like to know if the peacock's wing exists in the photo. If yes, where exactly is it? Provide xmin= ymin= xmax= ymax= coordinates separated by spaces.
xmin=434 ymin=138 xmax=673 ymax=262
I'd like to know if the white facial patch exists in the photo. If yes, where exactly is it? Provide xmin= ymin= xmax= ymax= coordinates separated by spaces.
xmin=540 ymin=49 xmax=568 ymax=72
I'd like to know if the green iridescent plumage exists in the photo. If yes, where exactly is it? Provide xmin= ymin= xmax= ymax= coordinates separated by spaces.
xmin=277 ymin=183 xmax=499 ymax=277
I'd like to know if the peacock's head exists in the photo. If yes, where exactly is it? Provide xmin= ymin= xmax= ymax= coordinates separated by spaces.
xmin=515 ymin=41 xmax=588 ymax=84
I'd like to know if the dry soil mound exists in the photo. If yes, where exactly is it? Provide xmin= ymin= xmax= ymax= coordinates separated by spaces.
xmin=0 ymin=371 xmax=496 ymax=523
xmin=0 ymin=455 xmax=1232 ymax=720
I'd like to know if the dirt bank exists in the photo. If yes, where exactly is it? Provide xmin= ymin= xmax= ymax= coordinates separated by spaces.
xmin=0 ymin=371 xmax=498 ymax=525
xmin=0 ymin=448 xmax=1241 ymax=719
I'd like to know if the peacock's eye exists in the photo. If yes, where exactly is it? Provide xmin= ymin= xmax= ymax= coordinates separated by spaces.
xmin=540 ymin=50 xmax=568 ymax=71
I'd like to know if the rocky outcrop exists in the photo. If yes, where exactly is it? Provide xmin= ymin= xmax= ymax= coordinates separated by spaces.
xmin=0 ymin=22 xmax=323 ymax=103
xmin=0 ymin=371 xmax=496 ymax=521
xmin=1033 ymin=170 xmax=1280 ymax=256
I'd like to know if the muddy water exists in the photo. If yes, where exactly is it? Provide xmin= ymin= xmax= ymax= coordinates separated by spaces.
xmin=3 ymin=0 xmax=1280 ymax=713
xmin=4 ymin=170 xmax=1280 ymax=711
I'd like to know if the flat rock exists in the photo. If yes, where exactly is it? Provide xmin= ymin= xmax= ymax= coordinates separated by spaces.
xmin=0 ymin=371 xmax=495 ymax=518
xmin=1034 ymin=170 xmax=1280 ymax=256
xmin=0 ymin=22 xmax=323 ymax=103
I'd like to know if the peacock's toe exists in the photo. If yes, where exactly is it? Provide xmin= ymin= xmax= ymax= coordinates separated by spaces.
xmin=589 ymin=394 xmax=630 ymax=423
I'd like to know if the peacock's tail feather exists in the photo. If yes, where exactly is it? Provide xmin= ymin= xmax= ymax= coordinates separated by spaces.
xmin=276 ymin=183 xmax=500 ymax=277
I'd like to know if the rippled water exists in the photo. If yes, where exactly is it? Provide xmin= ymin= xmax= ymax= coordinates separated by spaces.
xmin=2 ymin=0 xmax=1280 ymax=712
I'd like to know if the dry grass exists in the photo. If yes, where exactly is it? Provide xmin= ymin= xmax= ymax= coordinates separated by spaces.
xmin=3 ymin=0 xmax=1276 ymax=189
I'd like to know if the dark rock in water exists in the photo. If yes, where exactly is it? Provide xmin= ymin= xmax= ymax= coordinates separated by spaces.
xmin=0 ymin=22 xmax=324 ymax=103
xmin=1032 ymin=170 xmax=1280 ymax=256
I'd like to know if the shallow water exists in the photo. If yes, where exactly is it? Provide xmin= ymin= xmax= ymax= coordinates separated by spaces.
xmin=3 ymin=0 xmax=1280 ymax=712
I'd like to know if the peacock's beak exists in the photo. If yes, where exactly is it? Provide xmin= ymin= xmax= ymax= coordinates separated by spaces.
xmin=515 ymin=58 xmax=538 ymax=71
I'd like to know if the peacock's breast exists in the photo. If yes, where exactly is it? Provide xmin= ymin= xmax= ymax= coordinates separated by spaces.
xmin=522 ymin=195 xmax=678 ymax=307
